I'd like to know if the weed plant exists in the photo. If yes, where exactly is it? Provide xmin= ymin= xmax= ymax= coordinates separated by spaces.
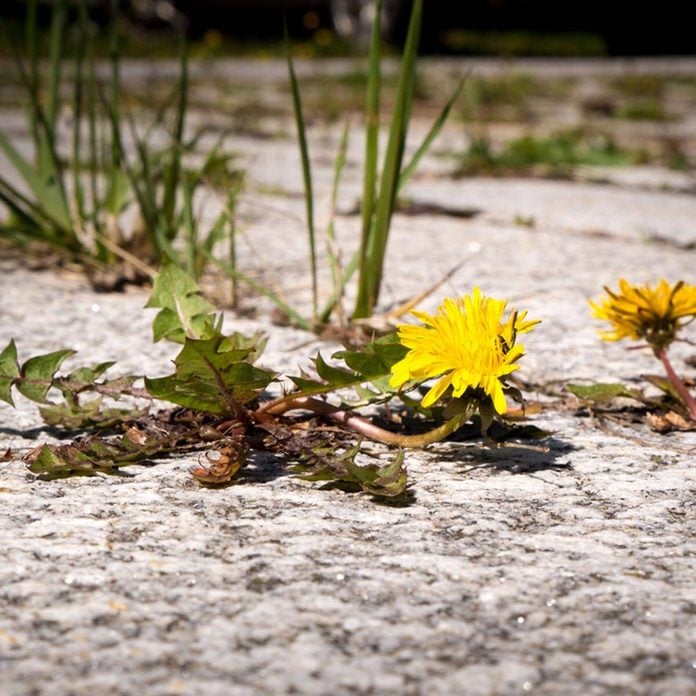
xmin=0 ymin=267 xmax=549 ymax=499
xmin=284 ymin=0 xmax=464 ymax=327
xmin=0 ymin=0 xmax=242 ymax=287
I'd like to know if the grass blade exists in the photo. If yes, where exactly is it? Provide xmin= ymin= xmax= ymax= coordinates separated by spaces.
xmin=107 ymin=0 xmax=123 ymax=174
xmin=357 ymin=0 xmax=383 ymax=302
xmin=319 ymin=248 xmax=360 ymax=323
xmin=45 ymin=0 xmax=67 ymax=136
xmin=0 ymin=179 xmax=66 ymax=244
xmin=0 ymin=131 xmax=71 ymax=231
xmin=71 ymin=1 xmax=89 ymax=225
xmin=25 ymin=0 xmax=39 ymax=102
xmin=163 ymin=33 xmax=189 ymax=231
xmin=285 ymin=25 xmax=318 ymax=319
xmin=353 ymin=0 xmax=422 ymax=318
xmin=398 ymin=75 xmax=466 ymax=193
xmin=322 ymin=120 xmax=351 ymax=326
xmin=181 ymin=173 xmax=196 ymax=276
xmin=86 ymin=40 xmax=100 ymax=220
xmin=207 ymin=255 xmax=312 ymax=331
xmin=18 ymin=0 xmax=42 ymax=152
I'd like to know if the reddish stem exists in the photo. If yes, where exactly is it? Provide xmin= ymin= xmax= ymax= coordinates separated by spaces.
xmin=656 ymin=347 xmax=696 ymax=421
xmin=259 ymin=396 xmax=467 ymax=448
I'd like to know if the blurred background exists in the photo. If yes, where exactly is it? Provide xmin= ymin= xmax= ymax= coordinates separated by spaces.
xmin=0 ymin=0 xmax=693 ymax=56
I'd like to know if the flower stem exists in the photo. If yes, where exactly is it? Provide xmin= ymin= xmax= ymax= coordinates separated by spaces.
xmin=656 ymin=347 xmax=696 ymax=421
xmin=259 ymin=396 xmax=467 ymax=448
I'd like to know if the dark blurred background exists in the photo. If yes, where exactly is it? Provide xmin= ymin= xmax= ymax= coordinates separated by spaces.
xmin=0 ymin=0 xmax=693 ymax=56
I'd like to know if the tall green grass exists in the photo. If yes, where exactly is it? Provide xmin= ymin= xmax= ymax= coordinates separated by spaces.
xmin=0 ymin=0 xmax=241 ymax=285
xmin=286 ymin=0 xmax=463 ymax=325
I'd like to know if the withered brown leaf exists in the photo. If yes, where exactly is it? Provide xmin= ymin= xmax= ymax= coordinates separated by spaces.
xmin=190 ymin=443 xmax=249 ymax=485
xmin=646 ymin=410 xmax=696 ymax=433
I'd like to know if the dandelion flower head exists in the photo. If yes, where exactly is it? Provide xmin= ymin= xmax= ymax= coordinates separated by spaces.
xmin=389 ymin=288 xmax=539 ymax=414
xmin=590 ymin=278 xmax=696 ymax=350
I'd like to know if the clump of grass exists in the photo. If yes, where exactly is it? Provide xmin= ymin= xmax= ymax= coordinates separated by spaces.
xmin=0 ymin=0 xmax=243 ymax=288
xmin=455 ymin=129 xmax=636 ymax=177
xmin=283 ymin=0 xmax=464 ymax=326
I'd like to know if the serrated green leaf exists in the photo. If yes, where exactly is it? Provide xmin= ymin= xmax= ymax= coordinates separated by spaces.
xmin=333 ymin=336 xmax=408 ymax=377
xmin=96 ymin=375 xmax=141 ymax=400
xmin=567 ymin=382 xmax=643 ymax=404
xmin=39 ymin=398 xmax=145 ymax=430
xmin=350 ymin=452 xmax=408 ymax=498
xmin=315 ymin=353 xmax=355 ymax=386
xmin=342 ymin=458 xmax=378 ymax=484
xmin=286 ymin=336 xmax=406 ymax=402
xmin=28 ymin=444 xmax=96 ymax=478
xmin=353 ymin=384 xmax=381 ymax=401
xmin=0 ymin=339 xmax=20 ymax=405
xmin=289 ymin=375 xmax=325 ymax=392
xmin=220 ymin=330 xmax=268 ymax=363
xmin=16 ymin=349 xmax=75 ymax=403
xmin=65 ymin=362 xmax=115 ymax=384
xmin=146 ymin=264 xmax=220 ymax=343
xmin=56 ymin=361 xmax=116 ymax=404
xmin=145 ymin=336 xmax=274 ymax=415
xmin=292 ymin=445 xmax=407 ymax=499
xmin=27 ymin=429 xmax=170 ymax=479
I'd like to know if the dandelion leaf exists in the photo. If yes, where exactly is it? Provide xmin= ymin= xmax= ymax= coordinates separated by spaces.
xmin=145 ymin=336 xmax=275 ymax=415
xmin=288 ymin=336 xmax=407 ymax=400
xmin=39 ymin=398 xmax=146 ymax=430
xmin=27 ymin=427 xmax=174 ymax=479
xmin=333 ymin=334 xmax=408 ymax=377
xmin=220 ymin=330 xmax=268 ymax=363
xmin=16 ymin=348 xmax=76 ymax=404
xmin=147 ymin=264 xmax=221 ymax=343
xmin=315 ymin=353 xmax=355 ymax=386
xmin=56 ymin=361 xmax=116 ymax=403
xmin=288 ymin=376 xmax=324 ymax=392
xmin=292 ymin=442 xmax=407 ymax=499
xmin=346 ymin=452 xmax=408 ymax=498
xmin=27 ymin=445 xmax=97 ymax=479
xmin=63 ymin=362 xmax=115 ymax=387
xmin=0 ymin=339 xmax=20 ymax=405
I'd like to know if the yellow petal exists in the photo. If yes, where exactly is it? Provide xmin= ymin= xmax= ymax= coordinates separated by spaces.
xmin=422 ymin=373 xmax=454 ymax=408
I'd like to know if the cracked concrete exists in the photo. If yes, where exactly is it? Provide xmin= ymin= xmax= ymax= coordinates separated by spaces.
xmin=1 ymin=57 xmax=695 ymax=695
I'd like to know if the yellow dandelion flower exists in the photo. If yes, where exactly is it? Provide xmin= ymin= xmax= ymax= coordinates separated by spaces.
xmin=389 ymin=288 xmax=539 ymax=414
xmin=590 ymin=278 xmax=696 ymax=350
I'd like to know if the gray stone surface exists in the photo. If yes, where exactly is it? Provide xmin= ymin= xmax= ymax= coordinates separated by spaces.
xmin=1 ymin=58 xmax=696 ymax=695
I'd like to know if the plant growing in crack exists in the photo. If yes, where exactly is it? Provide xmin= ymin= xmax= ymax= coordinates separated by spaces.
xmin=569 ymin=278 xmax=696 ymax=431
xmin=0 ymin=266 xmax=546 ymax=501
